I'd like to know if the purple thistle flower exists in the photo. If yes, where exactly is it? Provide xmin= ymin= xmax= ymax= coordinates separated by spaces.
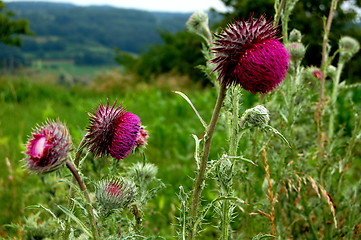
xmin=24 ymin=121 xmax=72 ymax=174
xmin=211 ymin=15 xmax=290 ymax=94
xmin=96 ymin=177 xmax=136 ymax=212
xmin=85 ymin=102 xmax=141 ymax=160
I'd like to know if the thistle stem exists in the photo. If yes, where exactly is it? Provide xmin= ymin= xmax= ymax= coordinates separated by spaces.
xmin=188 ymin=83 xmax=227 ymax=240
xmin=66 ymin=160 xmax=100 ymax=240
xmin=262 ymin=148 xmax=276 ymax=236
xmin=317 ymin=0 xmax=339 ymax=161
xmin=328 ymin=61 xmax=344 ymax=141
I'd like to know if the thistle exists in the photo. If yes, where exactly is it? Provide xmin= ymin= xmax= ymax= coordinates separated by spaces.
xmin=96 ymin=177 xmax=136 ymax=213
xmin=85 ymin=101 xmax=141 ymax=160
xmin=211 ymin=14 xmax=290 ymax=94
xmin=240 ymin=105 xmax=270 ymax=128
xmin=23 ymin=120 xmax=72 ymax=174
xmin=186 ymin=10 xmax=212 ymax=43
xmin=286 ymin=42 xmax=306 ymax=62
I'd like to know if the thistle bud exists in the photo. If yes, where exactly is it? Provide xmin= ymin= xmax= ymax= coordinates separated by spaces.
xmin=128 ymin=162 xmax=158 ymax=184
xmin=286 ymin=42 xmax=306 ymax=62
xmin=186 ymin=10 xmax=211 ymax=42
xmin=339 ymin=36 xmax=360 ymax=62
xmin=217 ymin=158 xmax=233 ymax=187
xmin=23 ymin=121 xmax=72 ymax=174
xmin=327 ymin=65 xmax=337 ymax=79
xmin=313 ymin=70 xmax=323 ymax=81
xmin=289 ymin=29 xmax=302 ymax=42
xmin=134 ymin=126 xmax=149 ymax=151
xmin=240 ymin=105 xmax=270 ymax=128
xmin=96 ymin=177 xmax=136 ymax=213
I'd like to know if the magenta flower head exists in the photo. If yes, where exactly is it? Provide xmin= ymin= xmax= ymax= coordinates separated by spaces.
xmin=96 ymin=177 xmax=136 ymax=212
xmin=85 ymin=101 xmax=141 ymax=160
xmin=211 ymin=14 xmax=290 ymax=94
xmin=24 ymin=120 xmax=72 ymax=174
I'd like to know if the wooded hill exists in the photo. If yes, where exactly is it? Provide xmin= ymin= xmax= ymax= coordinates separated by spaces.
xmin=2 ymin=1 xmax=192 ymax=66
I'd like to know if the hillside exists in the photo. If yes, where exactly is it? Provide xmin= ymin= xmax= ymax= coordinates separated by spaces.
xmin=1 ymin=1 xmax=193 ymax=66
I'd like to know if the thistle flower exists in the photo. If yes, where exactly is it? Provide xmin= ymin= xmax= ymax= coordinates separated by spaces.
xmin=211 ymin=15 xmax=289 ymax=94
xmin=85 ymin=102 xmax=141 ymax=160
xmin=240 ymin=105 xmax=270 ymax=128
xmin=96 ymin=177 xmax=136 ymax=212
xmin=23 ymin=121 xmax=72 ymax=174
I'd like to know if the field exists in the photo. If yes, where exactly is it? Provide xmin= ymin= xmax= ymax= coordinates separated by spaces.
xmin=0 ymin=59 xmax=360 ymax=239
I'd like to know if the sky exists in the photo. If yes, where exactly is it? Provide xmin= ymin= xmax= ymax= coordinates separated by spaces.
xmin=4 ymin=0 xmax=229 ymax=13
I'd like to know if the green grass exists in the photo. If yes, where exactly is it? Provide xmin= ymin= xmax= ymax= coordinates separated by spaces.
xmin=30 ymin=61 xmax=115 ymax=79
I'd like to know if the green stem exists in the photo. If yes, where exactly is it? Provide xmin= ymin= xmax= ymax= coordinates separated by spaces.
xmin=66 ymin=161 xmax=100 ymax=240
xmin=229 ymin=88 xmax=241 ymax=156
xmin=188 ymin=83 xmax=228 ymax=240
xmin=328 ymin=61 xmax=344 ymax=141
xmin=64 ymin=136 xmax=89 ymax=239
xmin=220 ymin=199 xmax=231 ymax=240
xmin=317 ymin=0 xmax=339 ymax=161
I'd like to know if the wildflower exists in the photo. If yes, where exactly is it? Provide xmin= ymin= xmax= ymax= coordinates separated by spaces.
xmin=339 ymin=36 xmax=360 ymax=62
xmin=240 ymin=105 xmax=270 ymax=128
xmin=23 ymin=121 xmax=71 ymax=174
xmin=85 ymin=102 xmax=141 ymax=160
xmin=212 ymin=14 xmax=289 ymax=94
xmin=96 ymin=177 xmax=136 ymax=212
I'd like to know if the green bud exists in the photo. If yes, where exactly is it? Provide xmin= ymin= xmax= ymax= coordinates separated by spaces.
xmin=286 ymin=42 xmax=306 ymax=62
xmin=128 ymin=162 xmax=158 ymax=184
xmin=289 ymin=29 xmax=302 ymax=42
xmin=339 ymin=36 xmax=360 ymax=62
xmin=186 ymin=10 xmax=211 ymax=42
xmin=96 ymin=177 xmax=136 ymax=214
xmin=327 ymin=65 xmax=337 ymax=79
xmin=240 ymin=105 xmax=270 ymax=128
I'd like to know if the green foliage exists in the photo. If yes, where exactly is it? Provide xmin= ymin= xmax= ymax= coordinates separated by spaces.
xmin=0 ymin=0 xmax=31 ymax=47
xmin=116 ymin=31 xmax=207 ymax=85
xmin=1 ymin=2 xmax=190 ymax=68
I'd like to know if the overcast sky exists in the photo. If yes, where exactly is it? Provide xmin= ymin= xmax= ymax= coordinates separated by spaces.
xmin=4 ymin=0 xmax=228 ymax=12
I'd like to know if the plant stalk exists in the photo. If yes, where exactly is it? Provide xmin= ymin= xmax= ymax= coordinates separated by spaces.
xmin=188 ymin=82 xmax=228 ymax=240
xmin=316 ymin=0 xmax=339 ymax=161
xmin=262 ymin=148 xmax=276 ymax=236
xmin=66 ymin=160 xmax=100 ymax=240
xmin=328 ymin=61 xmax=344 ymax=141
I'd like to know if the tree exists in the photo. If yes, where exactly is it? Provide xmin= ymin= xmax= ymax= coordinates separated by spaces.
xmin=0 ymin=0 xmax=31 ymax=46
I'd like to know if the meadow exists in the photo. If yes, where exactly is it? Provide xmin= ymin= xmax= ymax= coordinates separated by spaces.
xmin=0 ymin=58 xmax=360 ymax=239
